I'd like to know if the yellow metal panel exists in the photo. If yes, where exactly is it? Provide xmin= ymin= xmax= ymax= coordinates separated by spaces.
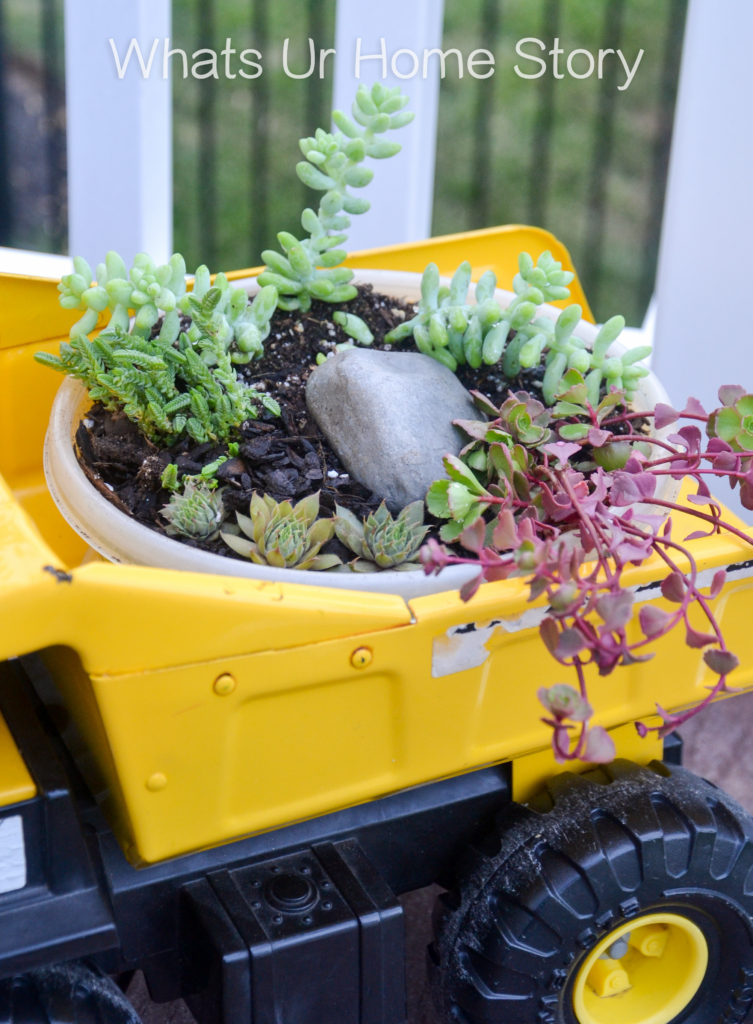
xmin=0 ymin=474 xmax=62 ymax=587
xmin=79 ymin=641 xmax=410 ymax=862
xmin=0 ymin=468 xmax=414 ymax=677
xmin=0 ymin=712 xmax=36 ymax=806
xmin=510 ymin=723 xmax=664 ymax=805
xmin=47 ymin=518 xmax=753 ymax=864
xmin=11 ymin=477 xmax=89 ymax=566
xmin=0 ymin=560 xmax=414 ymax=674
xmin=0 ymin=339 xmax=68 ymax=483
xmin=0 ymin=273 xmax=78 ymax=348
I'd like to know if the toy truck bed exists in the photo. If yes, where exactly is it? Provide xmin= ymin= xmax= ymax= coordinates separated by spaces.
xmin=1 ymin=227 xmax=752 ymax=870
xmin=5 ymin=229 xmax=753 ymax=1024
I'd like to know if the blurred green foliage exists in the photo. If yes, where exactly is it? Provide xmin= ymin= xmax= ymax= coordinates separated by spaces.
xmin=4 ymin=0 xmax=685 ymax=326
xmin=434 ymin=0 xmax=686 ymax=324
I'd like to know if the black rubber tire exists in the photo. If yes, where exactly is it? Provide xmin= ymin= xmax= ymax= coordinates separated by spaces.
xmin=0 ymin=961 xmax=142 ymax=1023
xmin=430 ymin=760 xmax=753 ymax=1024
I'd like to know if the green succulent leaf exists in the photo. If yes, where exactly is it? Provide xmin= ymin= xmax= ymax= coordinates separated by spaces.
xmin=332 ymin=311 xmax=374 ymax=345
xmin=160 ymin=480 xmax=225 ymax=540
xmin=222 ymin=492 xmax=341 ymax=570
xmin=38 ymin=250 xmax=277 ymax=445
xmin=443 ymin=455 xmax=487 ymax=494
xmin=261 ymin=84 xmax=412 ymax=312
xmin=335 ymin=500 xmax=428 ymax=569
xmin=708 ymin=393 xmax=753 ymax=451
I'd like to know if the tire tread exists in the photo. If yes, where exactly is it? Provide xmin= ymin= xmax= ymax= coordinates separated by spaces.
xmin=431 ymin=761 xmax=753 ymax=1024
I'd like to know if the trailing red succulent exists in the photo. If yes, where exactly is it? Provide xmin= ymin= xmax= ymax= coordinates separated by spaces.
xmin=423 ymin=386 xmax=753 ymax=764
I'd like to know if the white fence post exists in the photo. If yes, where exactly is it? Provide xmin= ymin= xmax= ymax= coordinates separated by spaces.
xmin=652 ymin=0 xmax=753 ymax=519
xmin=331 ymin=0 xmax=445 ymax=251
xmin=64 ymin=0 xmax=172 ymax=268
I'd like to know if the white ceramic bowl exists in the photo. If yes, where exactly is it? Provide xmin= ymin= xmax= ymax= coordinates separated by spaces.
xmin=44 ymin=269 xmax=673 ymax=597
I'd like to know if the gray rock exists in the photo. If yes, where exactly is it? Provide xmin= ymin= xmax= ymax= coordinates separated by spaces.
xmin=306 ymin=348 xmax=477 ymax=510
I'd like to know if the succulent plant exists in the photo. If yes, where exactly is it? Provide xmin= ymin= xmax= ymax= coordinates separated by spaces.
xmin=707 ymin=386 xmax=753 ymax=451
xmin=36 ymin=320 xmax=277 ymax=445
xmin=54 ymin=250 xmax=278 ymax=364
xmin=531 ymin=311 xmax=650 ymax=408
xmin=334 ymin=500 xmax=429 ymax=570
xmin=221 ymin=492 xmax=341 ymax=570
xmin=181 ymin=271 xmax=278 ymax=365
xmin=384 ymin=249 xmax=651 ymax=410
xmin=56 ymin=251 xmax=188 ymax=342
xmin=579 ymin=318 xmax=651 ymax=408
xmin=420 ymin=376 xmax=753 ymax=762
xmin=384 ymin=260 xmax=503 ymax=371
xmin=160 ymin=463 xmax=181 ymax=492
xmin=492 ymin=250 xmax=577 ymax=372
xmin=537 ymin=683 xmax=592 ymax=723
xmin=258 ymin=83 xmax=413 ymax=312
xmin=427 ymin=445 xmax=518 ymax=543
xmin=36 ymin=251 xmax=280 ymax=445
xmin=161 ymin=450 xmax=235 ymax=494
xmin=332 ymin=311 xmax=374 ymax=345
xmin=494 ymin=391 xmax=552 ymax=446
xmin=160 ymin=480 xmax=225 ymax=541
xmin=385 ymin=251 xmax=574 ymax=373
xmin=431 ymin=391 xmax=553 ymax=535
xmin=503 ymin=269 xmax=650 ymax=407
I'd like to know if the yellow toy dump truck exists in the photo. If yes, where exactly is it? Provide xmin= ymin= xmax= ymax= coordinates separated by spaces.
xmin=2 ymin=228 xmax=753 ymax=1024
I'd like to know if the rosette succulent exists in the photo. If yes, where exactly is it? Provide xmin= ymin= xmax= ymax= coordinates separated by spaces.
xmin=493 ymin=391 xmax=552 ymax=446
xmin=221 ymin=492 xmax=341 ymax=570
xmin=334 ymin=500 xmax=428 ymax=570
xmin=160 ymin=480 xmax=225 ymax=541
xmin=707 ymin=386 xmax=753 ymax=451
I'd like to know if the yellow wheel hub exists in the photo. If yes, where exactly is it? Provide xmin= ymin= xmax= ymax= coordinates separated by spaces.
xmin=572 ymin=912 xmax=708 ymax=1024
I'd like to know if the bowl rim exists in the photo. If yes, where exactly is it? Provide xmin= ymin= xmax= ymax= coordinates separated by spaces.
xmin=43 ymin=268 xmax=672 ymax=598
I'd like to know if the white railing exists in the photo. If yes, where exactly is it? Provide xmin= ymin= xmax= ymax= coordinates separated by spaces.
xmin=63 ymin=0 xmax=172 ymax=269
xmin=54 ymin=0 xmax=445 ymax=271
xmin=0 ymin=246 xmax=72 ymax=277
xmin=652 ymin=0 xmax=753 ymax=521
xmin=653 ymin=0 xmax=753 ymax=406
xmin=8 ymin=0 xmax=753 ymax=475
xmin=331 ymin=0 xmax=444 ymax=250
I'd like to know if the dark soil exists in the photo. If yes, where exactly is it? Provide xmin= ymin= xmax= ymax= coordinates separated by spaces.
xmin=73 ymin=286 xmax=626 ymax=562
xmin=76 ymin=287 xmax=441 ymax=560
